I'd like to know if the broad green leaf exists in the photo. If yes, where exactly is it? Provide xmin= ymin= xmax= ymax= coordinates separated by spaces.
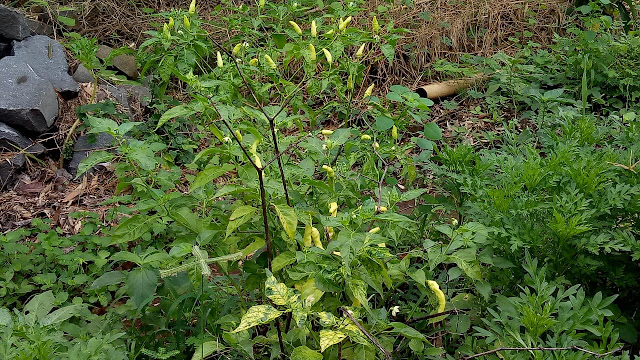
xmin=126 ymin=267 xmax=157 ymax=307
xmin=408 ymin=268 xmax=426 ymax=287
xmin=400 ymin=188 xmax=429 ymax=201
xmin=265 ymin=275 xmax=297 ymax=306
xmin=76 ymin=150 xmax=114 ymax=178
xmin=90 ymin=271 xmax=125 ymax=289
xmin=232 ymin=305 xmax=282 ymax=333
xmin=191 ymin=340 xmax=221 ymax=360
xmin=112 ymin=214 xmax=158 ymax=244
xmin=320 ymin=329 xmax=347 ymax=352
xmin=375 ymin=115 xmax=395 ymax=131
xmin=0 ymin=308 xmax=12 ymax=327
xmin=156 ymin=104 xmax=197 ymax=130
xmin=24 ymin=291 xmax=55 ymax=326
xmin=170 ymin=207 xmax=199 ymax=232
xmin=423 ymin=122 xmax=442 ymax=140
xmin=57 ymin=15 xmax=76 ymax=26
xmin=226 ymin=206 xmax=257 ymax=238
xmin=190 ymin=163 xmax=235 ymax=192
xmin=390 ymin=322 xmax=426 ymax=340
xmin=41 ymin=304 xmax=84 ymax=327
xmin=240 ymin=239 xmax=265 ymax=257
xmin=272 ymin=203 xmax=297 ymax=241
xmin=347 ymin=278 xmax=369 ymax=310
xmin=272 ymin=251 xmax=296 ymax=272
xmin=290 ymin=346 xmax=322 ymax=360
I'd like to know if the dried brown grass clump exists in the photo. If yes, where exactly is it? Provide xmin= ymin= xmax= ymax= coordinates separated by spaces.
xmin=365 ymin=0 xmax=571 ymax=88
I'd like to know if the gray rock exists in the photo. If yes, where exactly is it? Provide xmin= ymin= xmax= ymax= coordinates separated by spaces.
xmin=72 ymin=63 xmax=94 ymax=83
xmin=67 ymin=132 xmax=115 ymax=176
xmin=0 ymin=122 xmax=45 ymax=154
xmin=96 ymin=44 xmax=112 ymax=60
xmin=12 ymin=35 xmax=79 ymax=96
xmin=102 ymin=83 xmax=151 ymax=111
xmin=25 ymin=18 xmax=55 ymax=36
xmin=0 ymin=153 xmax=25 ymax=189
xmin=0 ymin=6 xmax=30 ymax=41
xmin=112 ymin=53 xmax=138 ymax=79
xmin=0 ymin=56 xmax=58 ymax=133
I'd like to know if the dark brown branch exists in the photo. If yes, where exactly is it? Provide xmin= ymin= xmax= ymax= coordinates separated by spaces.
xmin=339 ymin=307 xmax=392 ymax=360
xmin=462 ymin=346 xmax=624 ymax=360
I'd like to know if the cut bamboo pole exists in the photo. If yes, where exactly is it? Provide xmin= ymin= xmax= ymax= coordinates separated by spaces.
xmin=415 ymin=73 xmax=491 ymax=99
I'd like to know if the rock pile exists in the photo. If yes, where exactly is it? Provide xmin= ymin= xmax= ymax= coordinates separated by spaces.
xmin=0 ymin=5 xmax=146 ymax=188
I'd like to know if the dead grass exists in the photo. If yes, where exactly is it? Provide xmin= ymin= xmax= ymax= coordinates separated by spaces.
xmin=364 ymin=0 xmax=570 ymax=88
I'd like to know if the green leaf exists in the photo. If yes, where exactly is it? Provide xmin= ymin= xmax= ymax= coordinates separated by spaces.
xmin=76 ymin=150 xmax=114 ymax=178
xmin=347 ymin=278 xmax=369 ymax=311
xmin=272 ymin=203 xmax=297 ymax=241
xmin=319 ymin=329 xmax=347 ymax=352
xmin=90 ymin=271 xmax=125 ymax=289
xmin=272 ymin=251 xmax=296 ymax=272
xmin=191 ymin=340 xmax=220 ymax=360
xmin=226 ymin=206 xmax=257 ymax=238
xmin=265 ymin=274 xmax=297 ymax=306
xmin=41 ymin=304 xmax=83 ymax=327
xmin=415 ymin=138 xmax=433 ymax=150
xmin=24 ymin=291 xmax=55 ymax=326
xmin=241 ymin=239 xmax=266 ymax=257
xmin=57 ymin=15 xmax=76 ymax=27
xmin=424 ymin=122 xmax=442 ymax=140
xmin=232 ymin=305 xmax=282 ymax=333
xmin=390 ymin=322 xmax=427 ymax=340
xmin=126 ymin=267 xmax=157 ymax=307
xmin=400 ymin=188 xmax=429 ymax=201
xmin=112 ymin=214 xmax=158 ymax=244
xmin=375 ymin=116 xmax=395 ymax=131
xmin=156 ymin=104 xmax=197 ymax=130
xmin=0 ymin=308 xmax=12 ymax=327
xmin=190 ymin=163 xmax=234 ymax=192
xmin=290 ymin=346 xmax=322 ymax=360
xmin=380 ymin=44 xmax=395 ymax=64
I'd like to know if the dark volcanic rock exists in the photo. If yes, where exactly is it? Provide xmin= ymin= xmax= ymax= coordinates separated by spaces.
xmin=0 ymin=153 xmax=25 ymax=189
xmin=0 ymin=56 xmax=58 ymax=133
xmin=0 ymin=5 xmax=30 ymax=41
xmin=67 ymin=132 xmax=115 ymax=176
xmin=0 ymin=122 xmax=45 ymax=154
xmin=72 ymin=63 xmax=94 ymax=83
xmin=12 ymin=35 xmax=79 ymax=96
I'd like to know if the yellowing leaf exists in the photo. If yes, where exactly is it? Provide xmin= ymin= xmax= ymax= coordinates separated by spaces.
xmin=232 ymin=305 xmax=282 ymax=333
xmin=273 ymin=203 xmax=298 ymax=241
xmin=320 ymin=329 xmax=347 ymax=352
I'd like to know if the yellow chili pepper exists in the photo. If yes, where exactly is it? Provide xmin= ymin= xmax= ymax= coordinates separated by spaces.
xmin=364 ymin=84 xmax=374 ymax=98
xmin=311 ymin=227 xmax=323 ymax=249
xmin=347 ymin=75 xmax=353 ymax=90
xmin=235 ymin=130 xmax=242 ymax=142
xmin=163 ymin=23 xmax=171 ymax=39
xmin=321 ymin=129 xmax=333 ymax=135
xmin=322 ymin=48 xmax=332 ymax=66
xmin=309 ymin=43 xmax=316 ymax=61
xmin=303 ymin=225 xmax=313 ymax=247
xmin=184 ymin=15 xmax=191 ymax=29
xmin=372 ymin=16 xmax=380 ymax=33
xmin=249 ymin=58 xmax=258 ymax=66
xmin=374 ymin=142 xmax=380 ymax=149
xmin=369 ymin=227 xmax=380 ymax=234
xmin=329 ymin=202 xmax=338 ymax=216
xmin=168 ymin=17 xmax=174 ymax=29
xmin=356 ymin=44 xmax=365 ymax=58
xmin=216 ymin=51 xmax=224 ymax=67
xmin=189 ymin=0 xmax=196 ymax=14
xmin=233 ymin=43 xmax=243 ymax=55
xmin=259 ymin=0 xmax=265 ymax=7
xmin=378 ymin=206 xmax=388 ymax=212
xmin=427 ymin=280 xmax=446 ymax=313
xmin=311 ymin=20 xmax=317 ymax=37
xmin=264 ymin=54 xmax=277 ymax=69
xmin=289 ymin=21 xmax=302 ymax=35
xmin=392 ymin=125 xmax=398 ymax=140
xmin=253 ymin=154 xmax=262 ymax=168
xmin=339 ymin=16 xmax=352 ymax=31
xmin=361 ymin=134 xmax=371 ymax=141
xmin=322 ymin=165 xmax=335 ymax=178
xmin=324 ymin=29 xmax=334 ymax=36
